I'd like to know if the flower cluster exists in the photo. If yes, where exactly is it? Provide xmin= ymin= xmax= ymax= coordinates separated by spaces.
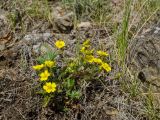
xmin=80 ymin=39 xmax=111 ymax=72
xmin=32 ymin=39 xmax=111 ymax=109
xmin=33 ymin=40 xmax=66 ymax=94
xmin=33 ymin=60 xmax=56 ymax=93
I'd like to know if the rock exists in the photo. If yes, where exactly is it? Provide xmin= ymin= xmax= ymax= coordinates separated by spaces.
xmin=54 ymin=12 xmax=74 ymax=33
xmin=51 ymin=5 xmax=74 ymax=33
xmin=33 ymin=43 xmax=41 ymax=54
xmin=0 ymin=44 xmax=5 ymax=51
xmin=77 ymin=22 xmax=92 ymax=29
xmin=40 ymin=43 xmax=55 ymax=55
xmin=154 ymin=27 xmax=160 ymax=34
xmin=23 ymin=33 xmax=52 ymax=44
xmin=0 ymin=9 xmax=9 ymax=37
xmin=128 ymin=24 xmax=160 ymax=92
xmin=138 ymin=67 xmax=160 ymax=87
xmin=43 ymin=33 xmax=52 ymax=41
xmin=23 ymin=33 xmax=54 ymax=55
xmin=51 ymin=6 xmax=64 ymax=18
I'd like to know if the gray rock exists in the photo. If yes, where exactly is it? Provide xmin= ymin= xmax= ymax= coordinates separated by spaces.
xmin=40 ymin=43 xmax=55 ymax=54
xmin=77 ymin=22 xmax=92 ymax=29
xmin=33 ymin=43 xmax=41 ymax=54
xmin=128 ymin=24 xmax=160 ymax=92
xmin=54 ymin=12 xmax=74 ymax=33
xmin=154 ymin=27 xmax=160 ymax=34
xmin=0 ymin=44 xmax=5 ymax=51
xmin=23 ymin=33 xmax=52 ymax=44
xmin=0 ymin=9 xmax=9 ymax=37
xmin=50 ymin=5 xmax=74 ymax=33
xmin=51 ymin=6 xmax=63 ymax=18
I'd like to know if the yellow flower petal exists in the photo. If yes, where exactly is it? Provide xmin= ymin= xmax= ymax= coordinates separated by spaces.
xmin=93 ymin=58 xmax=103 ymax=64
xmin=55 ymin=40 xmax=65 ymax=49
xmin=43 ymin=82 xmax=57 ymax=93
xmin=39 ymin=70 xmax=51 ymax=81
xmin=80 ymin=47 xmax=86 ymax=53
xmin=40 ymin=77 xmax=45 ymax=81
xmin=97 ymin=50 xmax=109 ymax=56
xmin=101 ymin=62 xmax=111 ymax=72
xmin=80 ymin=46 xmax=94 ymax=55
xmin=84 ymin=55 xmax=95 ymax=63
xmin=45 ymin=60 xmax=55 ymax=68
xmin=33 ymin=64 xmax=44 ymax=70
xmin=82 ymin=39 xmax=90 ymax=47
xmin=43 ymin=85 xmax=48 ymax=90
xmin=51 ymin=83 xmax=56 ymax=88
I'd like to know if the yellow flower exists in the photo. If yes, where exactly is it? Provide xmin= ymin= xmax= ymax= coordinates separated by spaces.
xmin=100 ymin=62 xmax=111 ymax=72
xmin=43 ymin=82 xmax=56 ymax=93
xmin=86 ymin=49 xmax=94 ymax=54
xmin=80 ymin=47 xmax=93 ymax=54
xmin=45 ymin=60 xmax=55 ymax=68
xmin=93 ymin=58 xmax=103 ymax=64
xmin=55 ymin=40 xmax=65 ymax=49
xmin=84 ymin=55 xmax=95 ymax=63
xmin=82 ymin=39 xmax=90 ymax=47
xmin=39 ymin=70 xmax=51 ymax=81
xmin=33 ymin=64 xmax=44 ymax=70
xmin=97 ymin=50 xmax=109 ymax=56
xmin=80 ymin=47 xmax=86 ymax=53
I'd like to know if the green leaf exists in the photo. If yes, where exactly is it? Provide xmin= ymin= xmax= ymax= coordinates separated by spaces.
xmin=67 ymin=90 xmax=81 ymax=100
xmin=45 ymin=51 xmax=57 ymax=60
xmin=63 ymin=107 xmax=69 ymax=112
xmin=36 ymin=56 xmax=46 ymax=64
xmin=37 ymin=51 xmax=57 ymax=64
xmin=65 ymin=79 xmax=75 ymax=89
xmin=36 ymin=90 xmax=46 ymax=95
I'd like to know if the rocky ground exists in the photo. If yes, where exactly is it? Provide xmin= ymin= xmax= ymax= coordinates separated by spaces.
xmin=0 ymin=0 xmax=160 ymax=120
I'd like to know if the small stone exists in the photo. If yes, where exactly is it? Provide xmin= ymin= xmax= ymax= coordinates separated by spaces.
xmin=0 ymin=9 xmax=9 ymax=37
xmin=0 ymin=44 xmax=5 ymax=51
xmin=23 ymin=34 xmax=33 ymax=42
xmin=43 ymin=33 xmax=52 ymax=41
xmin=33 ymin=43 xmax=41 ymax=54
xmin=23 ymin=33 xmax=52 ymax=44
xmin=77 ymin=22 xmax=92 ymax=29
xmin=51 ymin=6 xmax=63 ymax=18
xmin=155 ymin=27 xmax=160 ymax=30
xmin=154 ymin=27 xmax=160 ymax=34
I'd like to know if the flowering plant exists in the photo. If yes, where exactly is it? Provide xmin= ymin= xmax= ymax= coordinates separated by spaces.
xmin=33 ymin=39 xmax=111 ymax=110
